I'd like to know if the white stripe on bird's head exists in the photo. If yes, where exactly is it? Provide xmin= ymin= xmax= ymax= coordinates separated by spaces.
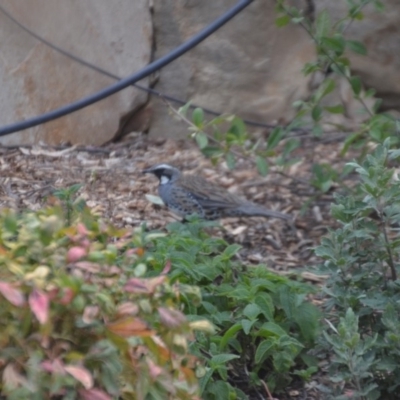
xmin=160 ymin=175 xmax=170 ymax=185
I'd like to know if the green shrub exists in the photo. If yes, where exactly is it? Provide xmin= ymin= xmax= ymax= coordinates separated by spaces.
xmin=142 ymin=219 xmax=321 ymax=397
xmin=0 ymin=206 xmax=206 ymax=399
xmin=316 ymin=139 xmax=400 ymax=399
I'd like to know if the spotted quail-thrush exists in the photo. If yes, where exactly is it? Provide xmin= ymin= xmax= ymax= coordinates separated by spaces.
xmin=143 ymin=163 xmax=291 ymax=221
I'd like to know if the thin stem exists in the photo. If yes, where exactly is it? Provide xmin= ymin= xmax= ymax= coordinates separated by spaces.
xmin=382 ymin=219 xmax=397 ymax=280
xmin=281 ymin=1 xmax=374 ymax=118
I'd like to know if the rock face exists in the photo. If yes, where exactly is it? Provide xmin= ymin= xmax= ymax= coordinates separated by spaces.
xmin=1 ymin=1 xmax=400 ymax=145
xmin=0 ymin=0 xmax=152 ymax=146
xmin=149 ymin=0 xmax=316 ymax=139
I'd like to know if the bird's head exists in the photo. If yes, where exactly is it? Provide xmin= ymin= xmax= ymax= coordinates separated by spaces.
xmin=142 ymin=163 xmax=181 ymax=184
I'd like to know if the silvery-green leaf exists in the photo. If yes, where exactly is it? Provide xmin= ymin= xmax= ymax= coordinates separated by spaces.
xmin=145 ymin=194 xmax=164 ymax=205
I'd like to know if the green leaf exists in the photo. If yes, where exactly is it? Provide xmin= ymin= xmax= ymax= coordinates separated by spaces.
xmin=311 ymin=105 xmax=322 ymax=122
xmin=219 ymin=323 xmax=242 ymax=350
xmin=208 ymin=381 xmax=234 ymax=398
xmin=178 ymin=101 xmax=192 ymax=117
xmin=283 ymin=138 xmax=300 ymax=155
xmin=210 ymin=353 xmax=240 ymax=366
xmin=243 ymin=303 xmax=261 ymax=320
xmin=372 ymin=98 xmax=382 ymax=113
xmin=267 ymin=127 xmax=285 ymax=150
xmin=324 ymin=104 xmax=345 ymax=114
xmin=346 ymin=40 xmax=367 ymax=55
xmin=314 ymin=245 xmax=335 ymax=259
xmin=275 ymin=15 xmax=291 ymax=27
xmin=255 ymin=339 xmax=275 ymax=364
xmin=365 ymin=88 xmax=376 ymax=98
xmin=279 ymin=286 xmax=296 ymax=319
xmin=321 ymin=35 xmax=345 ymax=55
xmin=195 ymin=132 xmax=208 ymax=149
xmin=199 ymin=369 xmax=214 ymax=394
xmin=259 ymin=322 xmax=287 ymax=337
xmin=315 ymin=10 xmax=330 ymax=38
xmin=192 ymin=107 xmax=204 ymax=127
xmin=69 ymin=183 xmax=83 ymax=194
xmin=241 ymin=319 xmax=256 ymax=335
xmin=228 ymin=117 xmax=246 ymax=139
xmin=222 ymin=244 xmax=241 ymax=259
xmin=318 ymin=78 xmax=336 ymax=99
xmin=349 ymin=76 xmax=362 ymax=96
xmin=373 ymin=1 xmax=384 ymax=12
xmin=291 ymin=17 xmax=304 ymax=24
xmin=256 ymin=156 xmax=269 ymax=177
xmin=254 ymin=293 xmax=274 ymax=321
xmin=312 ymin=125 xmax=323 ymax=137
xmin=225 ymin=152 xmax=236 ymax=170
xmin=294 ymin=302 xmax=321 ymax=342
xmin=201 ymin=146 xmax=223 ymax=158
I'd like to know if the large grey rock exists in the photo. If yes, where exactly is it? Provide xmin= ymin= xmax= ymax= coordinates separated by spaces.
xmin=0 ymin=0 xmax=152 ymax=146
xmin=149 ymin=0 xmax=316 ymax=139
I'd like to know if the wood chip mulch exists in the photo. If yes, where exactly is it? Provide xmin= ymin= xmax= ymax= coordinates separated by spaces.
xmin=0 ymin=134 xmax=351 ymax=271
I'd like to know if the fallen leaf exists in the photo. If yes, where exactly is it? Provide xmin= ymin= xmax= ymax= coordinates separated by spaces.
xmin=145 ymin=194 xmax=164 ymax=205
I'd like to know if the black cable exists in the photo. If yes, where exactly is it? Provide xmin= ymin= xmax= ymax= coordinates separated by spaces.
xmin=0 ymin=2 xmax=273 ymax=128
xmin=0 ymin=0 xmax=254 ymax=137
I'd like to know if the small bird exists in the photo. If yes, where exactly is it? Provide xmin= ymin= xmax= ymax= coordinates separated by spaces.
xmin=142 ymin=163 xmax=291 ymax=221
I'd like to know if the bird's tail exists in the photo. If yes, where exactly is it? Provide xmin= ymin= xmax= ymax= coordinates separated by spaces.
xmin=237 ymin=203 xmax=291 ymax=221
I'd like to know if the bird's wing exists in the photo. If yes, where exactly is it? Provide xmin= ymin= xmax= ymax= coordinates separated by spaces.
xmin=180 ymin=175 xmax=243 ymax=209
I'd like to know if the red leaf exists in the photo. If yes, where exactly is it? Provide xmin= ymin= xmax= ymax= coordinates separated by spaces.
xmin=76 ymin=223 xmax=89 ymax=236
xmin=116 ymin=302 xmax=139 ymax=317
xmin=162 ymin=260 xmax=171 ymax=274
xmin=41 ymin=359 xmax=65 ymax=374
xmin=147 ymin=359 xmax=163 ymax=380
xmin=146 ymin=276 xmax=166 ymax=293
xmin=65 ymin=365 xmax=93 ymax=389
xmin=59 ymin=287 xmax=75 ymax=305
xmin=107 ymin=317 xmax=154 ymax=337
xmin=124 ymin=278 xmax=149 ymax=294
xmin=158 ymin=307 xmax=186 ymax=328
xmin=0 ymin=282 xmax=25 ymax=306
xmin=29 ymin=289 xmax=49 ymax=324
xmin=74 ymin=262 xmax=101 ymax=273
xmin=67 ymin=246 xmax=87 ymax=263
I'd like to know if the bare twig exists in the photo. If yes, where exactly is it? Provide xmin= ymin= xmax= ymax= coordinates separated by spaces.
xmin=260 ymin=379 xmax=275 ymax=400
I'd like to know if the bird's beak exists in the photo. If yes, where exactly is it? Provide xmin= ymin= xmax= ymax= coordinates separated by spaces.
xmin=142 ymin=168 xmax=151 ymax=174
